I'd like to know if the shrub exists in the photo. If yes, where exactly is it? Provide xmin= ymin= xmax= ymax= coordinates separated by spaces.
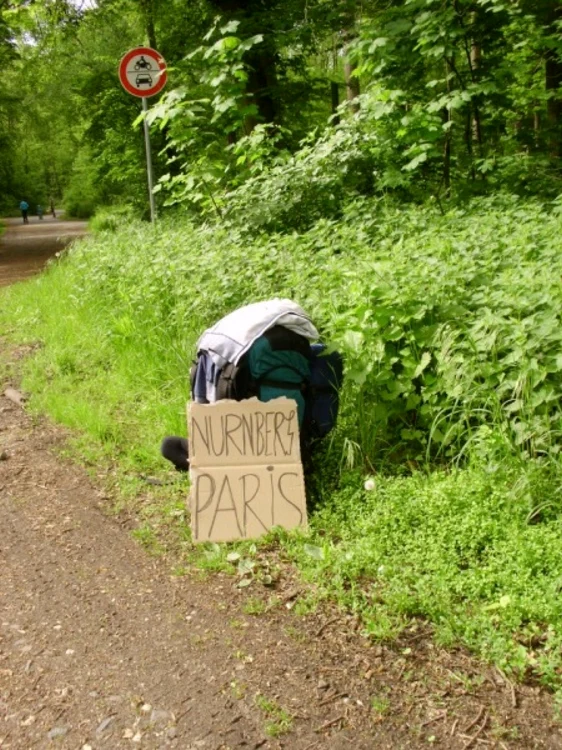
xmin=89 ymin=205 xmax=136 ymax=233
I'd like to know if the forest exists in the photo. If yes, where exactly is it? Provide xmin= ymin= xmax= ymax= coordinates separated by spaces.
xmin=1 ymin=0 xmax=561 ymax=215
xmin=2 ymin=0 xmax=562 ymax=701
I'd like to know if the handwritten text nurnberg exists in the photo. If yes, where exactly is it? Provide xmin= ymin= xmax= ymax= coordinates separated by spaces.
xmin=190 ymin=407 xmax=298 ymax=460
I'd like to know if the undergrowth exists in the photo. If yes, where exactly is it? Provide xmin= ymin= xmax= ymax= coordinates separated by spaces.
xmin=2 ymin=194 xmax=562 ymax=696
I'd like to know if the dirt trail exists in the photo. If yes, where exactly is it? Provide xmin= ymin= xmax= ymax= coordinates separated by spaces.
xmin=1 ymin=384 xmax=562 ymax=749
xmin=0 ymin=217 xmax=88 ymax=286
xmin=0 ymin=389 xmax=395 ymax=750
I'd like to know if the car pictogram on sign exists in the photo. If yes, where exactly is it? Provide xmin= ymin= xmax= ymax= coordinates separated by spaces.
xmin=135 ymin=73 xmax=153 ymax=87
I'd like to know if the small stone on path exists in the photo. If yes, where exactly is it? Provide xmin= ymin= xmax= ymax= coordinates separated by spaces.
xmin=47 ymin=726 xmax=68 ymax=739
xmin=150 ymin=708 xmax=172 ymax=725
xmin=96 ymin=715 xmax=115 ymax=734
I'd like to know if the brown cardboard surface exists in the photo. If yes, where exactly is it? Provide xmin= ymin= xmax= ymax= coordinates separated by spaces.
xmin=188 ymin=398 xmax=307 ymax=543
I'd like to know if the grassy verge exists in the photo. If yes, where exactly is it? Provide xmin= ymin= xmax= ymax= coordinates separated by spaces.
xmin=1 ymin=196 xmax=562 ymax=697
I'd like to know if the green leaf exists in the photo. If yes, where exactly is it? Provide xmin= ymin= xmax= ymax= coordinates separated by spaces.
xmin=304 ymin=544 xmax=325 ymax=561
xmin=369 ymin=37 xmax=388 ymax=52
xmin=414 ymin=352 xmax=431 ymax=378
xmin=237 ymin=558 xmax=256 ymax=575
xmin=402 ymin=152 xmax=428 ymax=171
xmin=343 ymin=330 xmax=364 ymax=352
xmin=220 ymin=20 xmax=240 ymax=35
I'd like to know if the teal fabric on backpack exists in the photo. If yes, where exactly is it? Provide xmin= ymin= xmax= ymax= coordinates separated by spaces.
xmin=248 ymin=335 xmax=310 ymax=426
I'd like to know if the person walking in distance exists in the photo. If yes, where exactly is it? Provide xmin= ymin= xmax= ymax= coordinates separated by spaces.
xmin=19 ymin=200 xmax=29 ymax=224
xmin=37 ymin=204 xmax=44 ymax=220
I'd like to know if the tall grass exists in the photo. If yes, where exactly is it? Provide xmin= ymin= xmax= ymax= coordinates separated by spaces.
xmin=2 ymin=194 xmax=562 ymax=693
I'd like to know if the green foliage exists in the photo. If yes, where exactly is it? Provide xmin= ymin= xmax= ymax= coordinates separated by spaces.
xmin=148 ymin=17 xmax=264 ymax=214
xmin=222 ymin=87 xmax=446 ymax=231
xmin=351 ymin=0 xmax=562 ymax=195
xmin=4 ymin=194 xmax=562 ymax=693
xmin=63 ymin=147 xmax=102 ymax=218
xmin=89 ymin=205 xmax=137 ymax=233
xmin=5 ymin=195 xmax=562 ymax=471
xmin=254 ymin=693 xmax=293 ymax=737
xmin=3 ymin=0 xmax=562 ymax=215
xmin=287 ymin=459 xmax=562 ymax=689
xmin=223 ymin=111 xmax=380 ymax=231
xmin=0 ymin=0 xmax=151 ymax=215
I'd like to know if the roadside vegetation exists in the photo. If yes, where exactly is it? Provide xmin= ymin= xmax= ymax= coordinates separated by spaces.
xmin=3 ymin=193 xmax=562 ymax=699
xmin=2 ymin=0 xmax=562 ymax=706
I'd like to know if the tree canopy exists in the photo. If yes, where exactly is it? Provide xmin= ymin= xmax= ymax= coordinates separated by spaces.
xmin=0 ymin=0 xmax=560 ymax=216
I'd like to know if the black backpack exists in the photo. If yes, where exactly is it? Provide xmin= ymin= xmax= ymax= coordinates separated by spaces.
xmin=306 ymin=343 xmax=344 ymax=439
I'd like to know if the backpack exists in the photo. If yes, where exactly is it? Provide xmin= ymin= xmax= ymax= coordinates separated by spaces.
xmin=190 ymin=329 xmax=343 ymax=440
xmin=306 ymin=344 xmax=344 ymax=439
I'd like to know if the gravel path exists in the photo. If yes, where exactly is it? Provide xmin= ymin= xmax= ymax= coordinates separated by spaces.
xmin=0 ymin=216 xmax=88 ymax=286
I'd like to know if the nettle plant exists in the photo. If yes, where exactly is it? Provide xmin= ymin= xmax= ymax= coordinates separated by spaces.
xmin=304 ymin=197 xmax=562 ymax=469
xmin=223 ymin=88 xmax=418 ymax=234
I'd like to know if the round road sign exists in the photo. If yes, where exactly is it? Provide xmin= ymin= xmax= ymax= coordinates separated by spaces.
xmin=119 ymin=47 xmax=167 ymax=98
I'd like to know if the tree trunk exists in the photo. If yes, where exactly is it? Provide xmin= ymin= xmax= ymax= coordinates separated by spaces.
xmin=443 ymin=59 xmax=452 ymax=194
xmin=541 ymin=3 xmax=562 ymax=158
xmin=546 ymin=49 xmax=562 ymax=158
xmin=443 ymin=107 xmax=451 ymax=197
xmin=245 ymin=44 xmax=279 ymax=127
xmin=534 ymin=110 xmax=540 ymax=147
xmin=470 ymin=40 xmax=482 ymax=147
xmin=344 ymin=59 xmax=360 ymax=112
xmin=331 ymin=81 xmax=340 ymax=125
xmin=340 ymin=26 xmax=360 ymax=112
xmin=207 ymin=0 xmax=280 ymax=131
xmin=140 ymin=0 xmax=158 ymax=50
xmin=466 ymin=12 xmax=483 ymax=151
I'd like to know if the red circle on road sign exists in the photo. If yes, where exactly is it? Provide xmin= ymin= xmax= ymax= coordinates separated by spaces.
xmin=119 ymin=47 xmax=167 ymax=98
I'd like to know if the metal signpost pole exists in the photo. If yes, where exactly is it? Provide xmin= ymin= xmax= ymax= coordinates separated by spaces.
xmin=142 ymin=96 xmax=156 ymax=224
xmin=119 ymin=47 xmax=167 ymax=224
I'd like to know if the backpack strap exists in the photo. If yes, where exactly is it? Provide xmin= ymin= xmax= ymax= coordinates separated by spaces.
xmin=190 ymin=353 xmax=251 ymax=402
xmin=253 ymin=364 xmax=309 ymax=394
xmin=216 ymin=360 xmax=252 ymax=401
xmin=258 ymin=378 xmax=307 ymax=392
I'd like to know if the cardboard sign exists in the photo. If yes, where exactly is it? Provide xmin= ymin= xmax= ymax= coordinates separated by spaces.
xmin=188 ymin=398 xmax=307 ymax=543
